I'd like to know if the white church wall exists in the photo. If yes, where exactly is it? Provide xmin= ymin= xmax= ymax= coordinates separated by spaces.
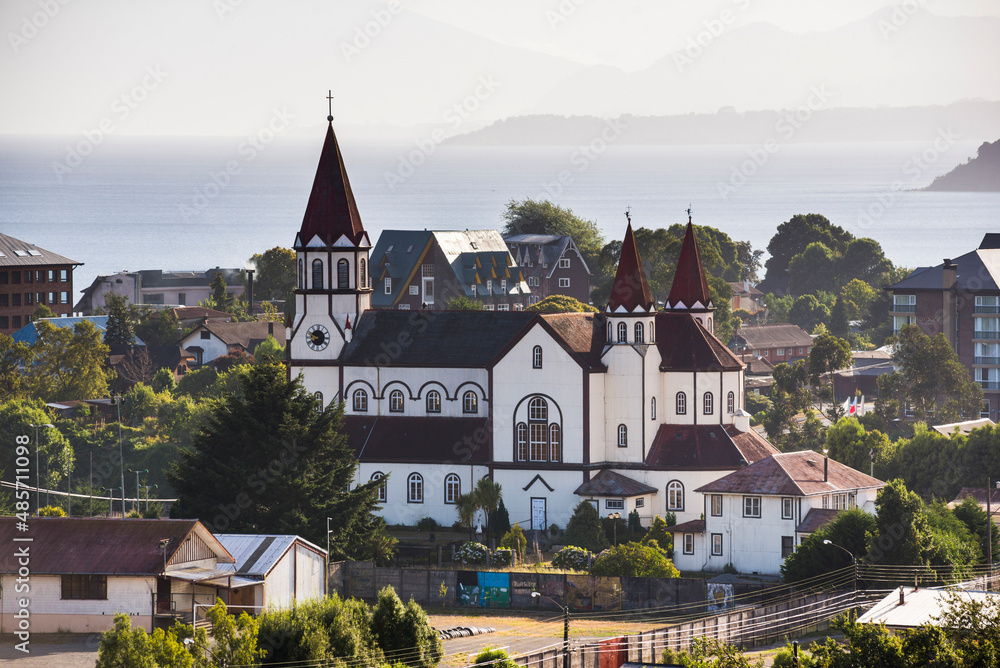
xmin=341 ymin=367 xmax=488 ymax=418
xmin=588 ymin=373 xmax=606 ymax=465
xmin=493 ymin=468 xmax=586 ymax=532
xmin=601 ymin=344 xmax=644 ymax=464
xmin=358 ymin=462 xmax=489 ymax=527
xmin=660 ymin=371 xmax=697 ymax=426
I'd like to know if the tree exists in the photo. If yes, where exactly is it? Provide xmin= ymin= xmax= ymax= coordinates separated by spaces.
xmin=735 ymin=240 xmax=763 ymax=282
xmin=589 ymin=540 xmax=680 ymax=577
xmin=25 ymin=320 xmax=111 ymax=401
xmin=562 ymin=500 xmax=610 ymax=552
xmin=889 ymin=325 xmax=984 ymax=423
xmin=781 ymin=508 xmax=875 ymax=584
xmin=475 ymin=476 xmax=502 ymax=539
xmin=473 ymin=647 xmax=518 ymax=668
xmin=840 ymin=237 xmax=893 ymax=287
xmin=524 ymin=295 xmax=598 ymax=313
xmin=866 ymin=478 xmax=933 ymax=566
xmin=103 ymin=293 xmax=138 ymax=345
xmin=205 ymin=598 xmax=265 ymax=668
xmin=829 ymin=296 xmax=850 ymax=337
xmin=500 ymin=524 xmax=527 ymax=562
xmin=135 ymin=308 xmax=185 ymax=346
xmin=763 ymin=213 xmax=853 ymax=290
xmin=788 ymin=242 xmax=839 ymax=296
xmin=445 ymin=295 xmax=484 ymax=311
xmin=253 ymin=335 xmax=285 ymax=365
xmin=0 ymin=334 xmax=32 ymax=402
xmin=370 ymin=586 xmax=443 ymax=668
xmin=490 ymin=497 xmax=512 ymax=539
xmin=953 ymin=496 xmax=1000 ymax=564
xmin=248 ymin=246 xmax=296 ymax=301
xmin=152 ymin=367 xmax=176 ymax=393
xmin=809 ymin=333 xmax=852 ymax=407
xmin=788 ymin=294 xmax=830 ymax=332
xmin=455 ymin=492 xmax=478 ymax=541
xmin=646 ymin=516 xmax=673 ymax=552
xmin=824 ymin=417 xmax=890 ymax=474
xmin=168 ymin=363 xmax=385 ymax=557
xmin=502 ymin=199 xmax=605 ymax=268
xmin=33 ymin=303 xmax=56 ymax=320
xmin=96 ymin=613 xmax=157 ymax=668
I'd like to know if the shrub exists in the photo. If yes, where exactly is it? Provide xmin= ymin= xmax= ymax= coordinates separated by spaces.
xmin=562 ymin=501 xmax=609 ymax=552
xmin=371 ymin=586 xmax=443 ymax=668
xmin=415 ymin=517 xmax=439 ymax=531
xmin=500 ymin=525 xmax=527 ymax=562
xmin=589 ymin=540 xmax=680 ymax=578
xmin=38 ymin=505 xmax=66 ymax=517
xmin=646 ymin=516 xmax=673 ymax=553
xmin=551 ymin=546 xmax=592 ymax=571
xmin=455 ymin=542 xmax=489 ymax=565
xmin=772 ymin=642 xmax=816 ymax=668
xmin=151 ymin=367 xmax=176 ymax=393
xmin=549 ymin=523 xmax=560 ymax=535
xmin=473 ymin=647 xmax=518 ymax=668
xmin=492 ymin=549 xmax=513 ymax=567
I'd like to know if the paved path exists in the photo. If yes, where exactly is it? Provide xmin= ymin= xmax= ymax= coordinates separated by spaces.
xmin=0 ymin=634 xmax=101 ymax=667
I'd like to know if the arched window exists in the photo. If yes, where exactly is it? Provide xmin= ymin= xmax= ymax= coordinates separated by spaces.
xmin=618 ymin=424 xmax=628 ymax=447
xmin=312 ymin=259 xmax=323 ymax=289
xmin=314 ymin=391 xmax=323 ymax=410
xmin=667 ymin=480 xmax=684 ymax=511
xmin=607 ymin=322 xmax=613 ymax=342
xmin=676 ymin=392 xmax=687 ymax=415
xmin=529 ymin=397 xmax=548 ymax=421
xmin=549 ymin=424 xmax=561 ymax=462
xmin=528 ymin=397 xmax=548 ymax=462
xmin=389 ymin=389 xmax=404 ymax=413
xmin=727 ymin=391 xmax=735 ymax=414
xmin=407 ymin=473 xmax=423 ymax=503
xmin=371 ymin=472 xmax=386 ymax=503
xmin=444 ymin=474 xmax=460 ymax=504
xmin=463 ymin=391 xmax=478 ymax=414
xmin=651 ymin=397 xmax=656 ymax=420
xmin=533 ymin=345 xmax=543 ymax=369
xmin=635 ymin=322 xmax=644 ymax=343
xmin=703 ymin=392 xmax=713 ymax=415
xmin=649 ymin=320 xmax=655 ymax=343
xmin=359 ymin=258 xmax=367 ymax=288
xmin=297 ymin=259 xmax=304 ymax=289
xmin=707 ymin=317 xmax=713 ymax=333
xmin=617 ymin=322 xmax=628 ymax=343
xmin=426 ymin=390 xmax=441 ymax=413
xmin=516 ymin=423 xmax=528 ymax=462
xmin=337 ymin=259 xmax=349 ymax=289
xmin=353 ymin=389 xmax=368 ymax=412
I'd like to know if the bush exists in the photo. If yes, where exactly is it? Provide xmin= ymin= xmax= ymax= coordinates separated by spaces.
xmin=646 ymin=516 xmax=673 ymax=554
xmin=589 ymin=540 xmax=680 ymax=578
xmin=772 ymin=642 xmax=816 ymax=668
xmin=415 ymin=517 xmax=438 ymax=531
xmin=38 ymin=505 xmax=65 ymax=517
xmin=455 ymin=542 xmax=489 ymax=565
xmin=551 ymin=546 xmax=592 ymax=571
xmin=491 ymin=548 xmax=513 ymax=567
xmin=562 ymin=501 xmax=610 ymax=552
xmin=500 ymin=525 xmax=527 ymax=562
xmin=151 ymin=367 xmax=176 ymax=393
xmin=549 ymin=523 xmax=560 ymax=535
xmin=473 ymin=647 xmax=518 ymax=668
xmin=371 ymin=586 xmax=443 ymax=668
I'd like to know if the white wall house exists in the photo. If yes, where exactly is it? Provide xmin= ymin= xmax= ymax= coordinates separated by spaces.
xmin=669 ymin=450 xmax=884 ymax=576
xmin=215 ymin=535 xmax=327 ymax=612
xmin=285 ymin=118 xmax=781 ymax=546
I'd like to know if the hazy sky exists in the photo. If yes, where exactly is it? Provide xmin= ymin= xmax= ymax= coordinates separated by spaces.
xmin=2 ymin=0 xmax=998 ymax=137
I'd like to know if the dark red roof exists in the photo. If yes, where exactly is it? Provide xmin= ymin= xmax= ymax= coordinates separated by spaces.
xmin=795 ymin=508 xmax=841 ymax=533
xmin=655 ymin=312 xmax=744 ymax=371
xmin=666 ymin=222 xmax=713 ymax=310
xmin=574 ymin=470 xmax=657 ymax=497
xmin=696 ymin=450 xmax=884 ymax=496
xmin=344 ymin=416 xmax=491 ymax=464
xmin=540 ymin=313 xmax=607 ymax=370
xmin=297 ymin=122 xmax=366 ymax=248
xmin=668 ymin=519 xmax=705 ymax=533
xmin=608 ymin=222 xmax=654 ymax=312
xmin=0 ymin=518 xmax=230 ymax=575
xmin=645 ymin=424 xmax=778 ymax=470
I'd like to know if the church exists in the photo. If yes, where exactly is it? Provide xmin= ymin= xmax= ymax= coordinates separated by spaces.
xmin=287 ymin=117 xmax=778 ymax=532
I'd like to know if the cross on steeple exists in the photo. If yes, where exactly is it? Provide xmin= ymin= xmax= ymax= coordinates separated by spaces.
xmin=625 ymin=205 xmax=631 ymax=225
xmin=687 ymin=205 xmax=692 ymax=224
xmin=327 ymin=90 xmax=334 ymax=122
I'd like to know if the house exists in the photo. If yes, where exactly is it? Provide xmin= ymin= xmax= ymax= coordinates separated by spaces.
xmin=170 ymin=305 xmax=234 ymax=328
xmin=75 ymin=268 xmax=245 ymax=313
xmin=669 ymin=450 xmax=883 ymax=575
xmin=951 ymin=486 xmax=1000 ymax=511
xmin=108 ymin=344 xmax=195 ymax=390
xmin=0 ymin=517 xmax=235 ymax=633
xmin=0 ymin=233 xmax=80 ymax=335
xmin=886 ymin=234 xmax=1000 ymax=419
xmin=730 ymin=323 xmax=812 ymax=364
xmin=11 ymin=316 xmax=143 ymax=345
xmin=286 ymin=116 xmax=780 ymax=533
xmin=370 ymin=230 xmax=531 ymax=311
xmin=214 ymin=534 xmax=327 ymax=613
xmin=504 ymin=234 xmax=592 ymax=305
xmin=857 ymin=587 xmax=998 ymax=630
xmin=179 ymin=320 xmax=285 ymax=367
xmin=727 ymin=281 xmax=764 ymax=313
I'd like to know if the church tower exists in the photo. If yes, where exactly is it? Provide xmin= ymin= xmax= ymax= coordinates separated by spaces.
xmin=663 ymin=215 xmax=715 ymax=334
xmin=605 ymin=217 xmax=656 ymax=345
xmin=289 ymin=104 xmax=372 ymax=364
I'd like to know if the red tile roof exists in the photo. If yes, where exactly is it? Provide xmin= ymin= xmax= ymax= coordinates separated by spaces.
xmin=696 ymin=450 xmax=884 ymax=496
xmin=297 ymin=122 xmax=366 ymax=247
xmin=645 ymin=424 xmax=778 ymax=470
xmin=574 ymin=470 xmax=657 ymax=497
xmin=344 ymin=416 xmax=491 ymax=464
xmin=0 ymin=518 xmax=231 ymax=575
xmin=795 ymin=508 xmax=841 ymax=533
xmin=666 ymin=222 xmax=713 ymax=310
xmin=655 ymin=312 xmax=744 ymax=371
xmin=607 ymin=222 xmax=654 ymax=312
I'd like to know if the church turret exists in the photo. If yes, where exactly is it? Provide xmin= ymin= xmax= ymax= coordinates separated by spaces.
xmin=664 ymin=213 xmax=715 ymax=333
xmin=606 ymin=214 xmax=656 ymax=345
xmin=290 ymin=95 xmax=372 ymax=363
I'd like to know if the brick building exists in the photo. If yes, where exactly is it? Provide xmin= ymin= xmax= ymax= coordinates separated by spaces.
xmin=0 ymin=233 xmax=80 ymax=335
xmin=728 ymin=323 xmax=812 ymax=364
xmin=504 ymin=234 xmax=592 ymax=305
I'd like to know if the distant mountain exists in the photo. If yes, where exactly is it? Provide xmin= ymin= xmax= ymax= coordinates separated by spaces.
xmin=443 ymin=101 xmax=1000 ymax=146
xmin=924 ymin=139 xmax=1000 ymax=191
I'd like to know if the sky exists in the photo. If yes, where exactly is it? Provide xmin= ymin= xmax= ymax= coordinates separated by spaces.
xmin=1 ymin=0 xmax=999 ymax=138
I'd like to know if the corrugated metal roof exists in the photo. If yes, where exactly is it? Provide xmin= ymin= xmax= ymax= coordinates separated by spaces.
xmin=215 ymin=534 xmax=296 ymax=576
xmin=11 ymin=316 xmax=125 ymax=345
xmin=0 ymin=233 xmax=81 ymax=267
xmin=858 ymin=587 xmax=999 ymax=629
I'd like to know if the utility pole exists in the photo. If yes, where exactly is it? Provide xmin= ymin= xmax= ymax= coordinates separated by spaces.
xmin=989 ymin=477 xmax=993 ymax=588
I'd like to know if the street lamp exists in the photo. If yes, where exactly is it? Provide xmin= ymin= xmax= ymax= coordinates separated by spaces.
xmin=532 ymin=591 xmax=569 ymax=668
xmin=30 ymin=423 xmax=55 ymax=516
xmin=608 ymin=512 xmax=622 ymax=546
xmin=132 ymin=469 xmax=148 ymax=514
xmin=326 ymin=516 xmax=332 ymax=598
xmin=110 ymin=390 xmax=125 ymax=519
xmin=823 ymin=539 xmax=857 ymax=593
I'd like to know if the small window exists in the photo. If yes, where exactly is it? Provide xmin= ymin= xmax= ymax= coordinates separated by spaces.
xmin=298 ymin=259 xmax=304 ymax=288
xmin=359 ymin=259 xmax=367 ymax=288
xmin=426 ymin=390 xmax=441 ymax=413
xmin=549 ymin=423 xmax=561 ymax=461
xmin=353 ymin=389 xmax=368 ymax=412
xmin=500 ymin=279 xmax=506 ymax=292
xmin=516 ymin=423 xmax=528 ymax=461
xmin=533 ymin=345 xmax=543 ymax=369
xmin=371 ymin=472 xmax=386 ymax=503
xmin=617 ymin=322 xmax=627 ymax=343
xmin=781 ymin=536 xmax=794 ymax=558
xmin=498 ymin=303 xmax=509 ymax=311
xmin=312 ymin=259 xmax=323 ymax=289
xmin=606 ymin=499 xmax=624 ymax=511
xmin=635 ymin=498 xmax=644 ymax=508
xmin=743 ymin=496 xmax=761 ymax=518
xmin=409 ymin=285 xmax=419 ymax=295
xmin=486 ymin=279 xmax=492 ymax=293
xmin=314 ymin=391 xmax=323 ymax=408
xmin=389 ymin=389 xmax=404 ymax=412
xmin=711 ymin=494 xmax=723 ymax=517
xmin=782 ymin=497 xmax=794 ymax=520
xmin=634 ymin=322 xmax=644 ymax=343
xmin=650 ymin=397 xmax=656 ymax=420
xmin=607 ymin=322 xmax=613 ymax=342
xmin=763 ymin=349 xmax=769 ymax=358
xmin=384 ymin=277 xmax=391 ymax=294
xmin=683 ymin=534 xmax=694 ymax=555
xmin=676 ymin=392 xmax=687 ymax=415
xmin=667 ymin=480 xmax=684 ymax=511
xmin=559 ymin=258 xmax=570 ymax=268
xmin=60 ymin=269 xmax=68 ymax=282
xmin=711 ymin=533 xmax=723 ymax=556
xmin=558 ymin=277 xmax=570 ymax=288
xmin=649 ymin=321 xmax=654 ymax=343
xmin=445 ymin=474 xmax=461 ymax=504
xmin=337 ymin=259 xmax=349 ymax=288
xmin=463 ymin=391 xmax=478 ymax=414
xmin=703 ymin=392 xmax=713 ymax=415
xmin=200 ymin=330 xmax=211 ymax=340
xmin=617 ymin=424 xmax=627 ymax=447
xmin=727 ymin=391 xmax=735 ymax=414
xmin=61 ymin=574 xmax=107 ymax=600
xmin=776 ymin=348 xmax=785 ymax=356
xmin=407 ymin=473 xmax=423 ymax=503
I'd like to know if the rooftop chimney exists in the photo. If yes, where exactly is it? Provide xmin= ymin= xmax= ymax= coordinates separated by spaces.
xmin=824 ymin=456 xmax=829 ymax=482
xmin=899 ymin=587 xmax=905 ymax=606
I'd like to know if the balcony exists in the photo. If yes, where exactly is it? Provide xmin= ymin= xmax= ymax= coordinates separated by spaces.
xmin=975 ymin=305 xmax=1000 ymax=314
xmin=979 ymin=381 xmax=1000 ymax=391
xmin=975 ymin=357 xmax=1000 ymax=365
xmin=891 ymin=304 xmax=916 ymax=313
xmin=974 ymin=331 xmax=1000 ymax=340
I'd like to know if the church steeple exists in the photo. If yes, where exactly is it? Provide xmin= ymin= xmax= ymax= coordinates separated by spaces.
xmin=607 ymin=219 xmax=654 ymax=313
xmin=664 ymin=213 xmax=715 ymax=332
